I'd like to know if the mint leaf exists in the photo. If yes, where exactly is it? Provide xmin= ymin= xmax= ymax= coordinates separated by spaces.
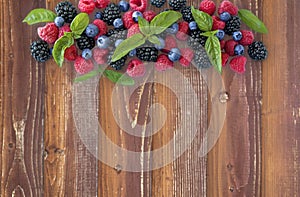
xmin=150 ymin=10 xmax=182 ymax=35
xmin=112 ymin=33 xmax=146 ymax=62
xmin=52 ymin=34 xmax=74 ymax=67
xmin=104 ymin=70 xmax=135 ymax=86
xmin=201 ymin=30 xmax=218 ymax=37
xmin=138 ymin=16 xmax=151 ymax=35
xmin=238 ymin=9 xmax=268 ymax=33
xmin=70 ymin=13 xmax=89 ymax=37
xmin=74 ymin=70 xmax=99 ymax=82
xmin=23 ymin=8 xmax=56 ymax=25
xmin=148 ymin=35 xmax=161 ymax=45
xmin=205 ymin=36 xmax=222 ymax=73
xmin=191 ymin=6 xmax=213 ymax=32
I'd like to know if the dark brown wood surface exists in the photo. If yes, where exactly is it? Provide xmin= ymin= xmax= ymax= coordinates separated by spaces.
xmin=0 ymin=0 xmax=299 ymax=196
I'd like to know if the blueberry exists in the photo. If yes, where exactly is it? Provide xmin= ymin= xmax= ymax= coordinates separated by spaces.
xmin=115 ymin=39 xmax=124 ymax=47
xmin=132 ymin=11 xmax=143 ymax=22
xmin=234 ymin=44 xmax=244 ymax=55
xmin=95 ymin=11 xmax=103 ymax=19
xmin=119 ymin=0 xmax=129 ymax=12
xmin=82 ymin=49 xmax=92 ymax=60
xmin=232 ymin=31 xmax=243 ymax=41
xmin=219 ymin=12 xmax=231 ymax=22
xmin=113 ymin=18 xmax=124 ymax=29
xmin=54 ymin=16 xmax=64 ymax=27
xmin=168 ymin=48 xmax=181 ymax=62
xmin=216 ymin=30 xmax=225 ymax=40
xmin=166 ymin=23 xmax=179 ymax=34
xmin=97 ymin=36 xmax=110 ymax=49
xmin=154 ymin=37 xmax=165 ymax=50
xmin=188 ymin=21 xmax=197 ymax=30
xmin=129 ymin=49 xmax=136 ymax=56
xmin=85 ymin=24 xmax=99 ymax=38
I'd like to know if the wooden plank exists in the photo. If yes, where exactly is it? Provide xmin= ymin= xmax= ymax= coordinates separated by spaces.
xmin=262 ymin=0 xmax=300 ymax=196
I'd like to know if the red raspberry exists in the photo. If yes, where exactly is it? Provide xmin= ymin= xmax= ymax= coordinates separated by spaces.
xmin=176 ymin=21 xmax=189 ymax=41
xmin=220 ymin=40 xmax=226 ymax=49
xmin=127 ymin=24 xmax=140 ymax=38
xmin=64 ymin=45 xmax=78 ymax=61
xmin=155 ymin=54 xmax=174 ymax=71
xmin=38 ymin=23 xmax=59 ymax=44
xmin=58 ymin=25 xmax=71 ymax=38
xmin=143 ymin=10 xmax=156 ymax=22
xmin=239 ymin=30 xmax=254 ymax=46
xmin=95 ymin=0 xmax=109 ymax=9
xmin=93 ymin=48 xmax=109 ymax=64
xmin=221 ymin=52 xmax=229 ymax=67
xmin=126 ymin=59 xmax=146 ymax=77
xmin=179 ymin=48 xmax=194 ymax=67
xmin=74 ymin=57 xmax=94 ymax=74
xmin=225 ymin=39 xmax=238 ymax=56
xmin=218 ymin=0 xmax=238 ymax=16
xmin=78 ymin=0 xmax=96 ymax=14
xmin=229 ymin=56 xmax=247 ymax=74
xmin=122 ymin=11 xmax=135 ymax=29
xmin=212 ymin=16 xmax=225 ymax=30
xmin=162 ymin=35 xmax=177 ymax=53
xmin=130 ymin=0 xmax=147 ymax=12
xmin=93 ymin=19 xmax=107 ymax=39
xmin=199 ymin=0 xmax=216 ymax=15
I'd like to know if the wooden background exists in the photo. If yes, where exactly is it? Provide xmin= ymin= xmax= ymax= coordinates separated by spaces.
xmin=1 ymin=0 xmax=299 ymax=196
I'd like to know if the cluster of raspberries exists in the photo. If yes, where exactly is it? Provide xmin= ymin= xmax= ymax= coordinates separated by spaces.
xmin=30 ymin=0 xmax=267 ymax=77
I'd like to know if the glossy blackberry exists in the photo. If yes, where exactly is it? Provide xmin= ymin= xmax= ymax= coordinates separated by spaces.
xmin=248 ymin=41 xmax=268 ymax=60
xmin=55 ymin=1 xmax=77 ymax=23
xmin=193 ymin=47 xmax=212 ymax=69
xmin=151 ymin=0 xmax=166 ymax=8
xmin=224 ymin=16 xmax=241 ymax=35
xmin=107 ymin=52 xmax=127 ymax=70
xmin=30 ymin=40 xmax=51 ymax=62
xmin=181 ymin=6 xmax=193 ymax=22
xmin=102 ymin=3 xmax=121 ymax=25
xmin=106 ymin=28 xmax=127 ymax=44
xmin=188 ymin=29 xmax=207 ymax=50
xmin=168 ymin=0 xmax=186 ymax=10
xmin=76 ymin=34 xmax=95 ymax=50
xmin=136 ymin=46 xmax=158 ymax=62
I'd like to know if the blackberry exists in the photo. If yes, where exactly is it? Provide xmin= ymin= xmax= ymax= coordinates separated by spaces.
xmin=248 ymin=41 xmax=268 ymax=60
xmin=106 ymin=28 xmax=127 ymax=44
xmin=55 ymin=1 xmax=77 ymax=23
xmin=107 ymin=52 xmax=127 ymax=70
xmin=102 ymin=3 xmax=121 ymax=25
xmin=188 ymin=29 xmax=207 ymax=50
xmin=151 ymin=0 xmax=166 ymax=8
xmin=181 ymin=6 xmax=193 ymax=22
xmin=30 ymin=40 xmax=51 ymax=62
xmin=168 ymin=0 xmax=186 ymax=10
xmin=136 ymin=46 xmax=158 ymax=62
xmin=76 ymin=34 xmax=95 ymax=50
xmin=224 ymin=16 xmax=241 ymax=35
xmin=193 ymin=47 xmax=212 ymax=69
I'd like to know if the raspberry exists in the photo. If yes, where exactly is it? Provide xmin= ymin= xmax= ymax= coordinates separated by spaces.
xmin=130 ymin=0 xmax=147 ymax=12
xmin=74 ymin=56 xmax=94 ymax=74
xmin=64 ymin=45 xmax=78 ymax=61
xmin=212 ymin=16 xmax=225 ymax=30
xmin=37 ymin=23 xmax=59 ymax=44
xmin=126 ymin=59 xmax=145 ymax=77
xmin=93 ymin=19 xmax=107 ymax=39
xmin=199 ymin=0 xmax=216 ymax=15
xmin=220 ymin=40 xmax=226 ymax=49
xmin=93 ymin=48 xmax=109 ymax=64
xmin=225 ymin=39 xmax=238 ymax=56
xmin=218 ymin=0 xmax=238 ymax=16
xmin=155 ymin=54 xmax=174 ymax=71
xmin=176 ymin=21 xmax=189 ymax=41
xmin=143 ymin=10 xmax=156 ymax=22
xmin=221 ymin=52 xmax=229 ymax=67
xmin=58 ymin=25 xmax=71 ymax=38
xmin=179 ymin=48 xmax=194 ymax=67
xmin=239 ymin=30 xmax=254 ymax=46
xmin=127 ymin=24 xmax=140 ymax=38
xmin=95 ymin=0 xmax=109 ymax=9
xmin=122 ymin=11 xmax=135 ymax=29
xmin=78 ymin=0 xmax=95 ymax=14
xmin=162 ymin=35 xmax=177 ymax=53
xmin=229 ymin=56 xmax=247 ymax=74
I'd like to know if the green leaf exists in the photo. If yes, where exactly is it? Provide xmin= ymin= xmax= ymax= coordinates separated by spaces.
xmin=138 ymin=16 xmax=151 ymax=35
xmin=70 ymin=13 xmax=89 ymax=37
xmin=238 ymin=9 xmax=268 ymax=33
xmin=201 ymin=30 xmax=218 ymax=37
xmin=205 ymin=36 xmax=222 ymax=73
xmin=74 ymin=70 xmax=99 ymax=83
xmin=191 ymin=6 xmax=213 ymax=32
xmin=52 ymin=34 xmax=74 ymax=67
xmin=23 ymin=8 xmax=56 ymax=25
xmin=112 ymin=33 xmax=146 ymax=62
xmin=150 ymin=10 xmax=182 ymax=35
xmin=148 ymin=35 xmax=161 ymax=45
xmin=104 ymin=70 xmax=135 ymax=86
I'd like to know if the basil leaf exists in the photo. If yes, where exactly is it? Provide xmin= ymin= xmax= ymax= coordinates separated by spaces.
xmin=52 ymin=34 xmax=74 ymax=67
xmin=191 ymin=6 xmax=213 ymax=32
xmin=138 ymin=16 xmax=151 ymax=35
xmin=70 ymin=13 xmax=89 ymax=37
xmin=148 ymin=35 xmax=161 ymax=45
xmin=23 ymin=8 xmax=56 ymax=25
xmin=205 ymin=36 xmax=222 ymax=73
xmin=74 ymin=70 xmax=99 ymax=83
xmin=150 ymin=10 xmax=182 ymax=35
xmin=112 ymin=33 xmax=146 ymax=62
xmin=104 ymin=70 xmax=135 ymax=86
xmin=201 ymin=30 xmax=218 ymax=37
xmin=238 ymin=9 xmax=268 ymax=33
